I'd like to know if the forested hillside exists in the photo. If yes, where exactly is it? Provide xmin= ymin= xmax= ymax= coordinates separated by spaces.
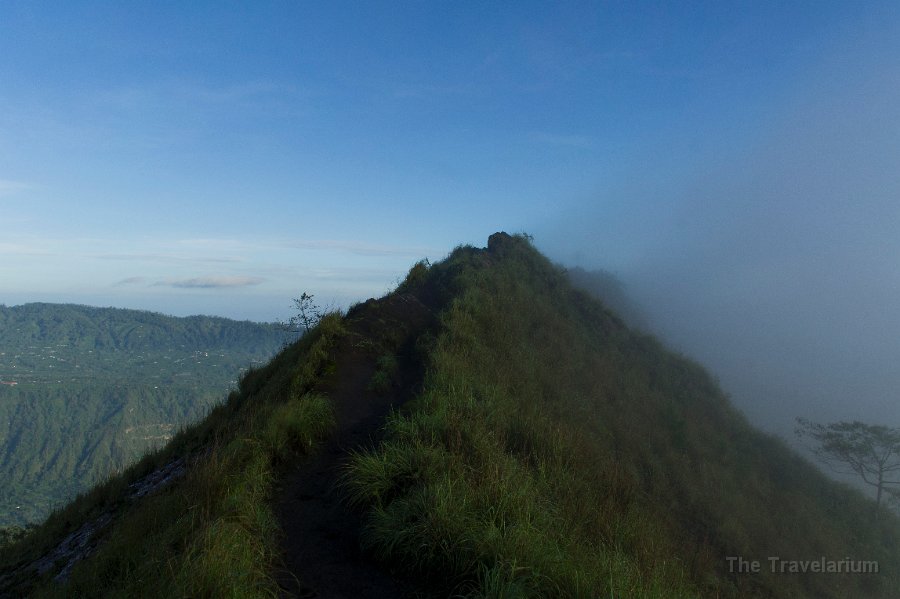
xmin=0 ymin=303 xmax=289 ymax=526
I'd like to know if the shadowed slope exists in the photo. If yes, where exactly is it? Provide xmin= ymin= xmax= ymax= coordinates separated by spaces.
xmin=275 ymin=293 xmax=437 ymax=597
xmin=342 ymin=233 xmax=900 ymax=598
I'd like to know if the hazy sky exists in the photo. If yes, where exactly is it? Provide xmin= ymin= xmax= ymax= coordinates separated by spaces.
xmin=2 ymin=3 xmax=900 ymax=433
xmin=533 ymin=3 xmax=900 ymax=436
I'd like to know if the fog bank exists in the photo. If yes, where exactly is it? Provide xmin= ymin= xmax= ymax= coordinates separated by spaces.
xmin=538 ymin=16 xmax=900 ymax=439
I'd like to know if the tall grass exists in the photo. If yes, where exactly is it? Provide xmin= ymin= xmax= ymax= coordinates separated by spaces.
xmin=343 ymin=235 xmax=900 ymax=598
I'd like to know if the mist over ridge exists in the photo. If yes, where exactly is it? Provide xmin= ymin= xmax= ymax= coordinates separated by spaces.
xmin=536 ymin=14 xmax=900 ymax=439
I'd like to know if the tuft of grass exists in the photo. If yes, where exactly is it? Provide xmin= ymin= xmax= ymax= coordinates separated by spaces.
xmin=367 ymin=353 xmax=400 ymax=395
xmin=262 ymin=393 xmax=336 ymax=462
xmin=396 ymin=259 xmax=431 ymax=293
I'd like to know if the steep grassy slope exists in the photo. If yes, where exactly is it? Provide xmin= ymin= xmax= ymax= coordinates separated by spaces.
xmin=0 ymin=290 xmax=434 ymax=597
xmin=566 ymin=266 xmax=648 ymax=329
xmin=3 ymin=234 xmax=898 ymax=598
xmin=0 ymin=311 xmax=344 ymax=597
xmin=344 ymin=233 xmax=900 ymax=597
xmin=0 ymin=304 xmax=289 ymax=526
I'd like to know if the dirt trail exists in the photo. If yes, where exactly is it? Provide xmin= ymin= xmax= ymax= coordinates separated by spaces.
xmin=274 ymin=293 xmax=435 ymax=598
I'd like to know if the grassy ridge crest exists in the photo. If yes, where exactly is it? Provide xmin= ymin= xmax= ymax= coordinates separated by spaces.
xmin=343 ymin=233 xmax=900 ymax=598
xmin=4 ymin=233 xmax=899 ymax=598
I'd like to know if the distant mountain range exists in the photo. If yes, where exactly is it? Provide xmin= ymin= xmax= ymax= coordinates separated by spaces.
xmin=0 ymin=303 xmax=290 ymax=526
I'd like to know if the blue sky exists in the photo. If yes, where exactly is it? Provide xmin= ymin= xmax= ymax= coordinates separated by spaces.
xmin=0 ymin=1 xmax=896 ymax=329
xmin=0 ymin=2 xmax=898 ymax=320
xmin=4 ymin=2 xmax=900 ymax=436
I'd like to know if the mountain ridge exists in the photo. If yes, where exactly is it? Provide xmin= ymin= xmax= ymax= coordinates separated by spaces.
xmin=1 ymin=233 xmax=898 ymax=597
xmin=0 ymin=302 xmax=284 ymax=354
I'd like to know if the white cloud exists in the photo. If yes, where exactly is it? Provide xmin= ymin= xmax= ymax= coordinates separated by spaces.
xmin=114 ymin=277 xmax=147 ymax=286
xmin=156 ymin=276 xmax=265 ymax=289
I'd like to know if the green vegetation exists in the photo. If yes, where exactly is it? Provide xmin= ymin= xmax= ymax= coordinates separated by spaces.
xmin=368 ymin=353 xmax=400 ymax=395
xmin=566 ymin=265 xmax=648 ymax=329
xmin=0 ymin=303 xmax=289 ymax=526
xmin=4 ymin=235 xmax=899 ymax=597
xmin=343 ymin=234 xmax=900 ymax=598
xmin=0 ymin=525 xmax=33 ymax=547
xmin=0 ymin=313 xmax=344 ymax=596
xmin=285 ymin=292 xmax=324 ymax=335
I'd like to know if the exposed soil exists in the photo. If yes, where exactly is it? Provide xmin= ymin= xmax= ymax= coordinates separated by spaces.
xmin=273 ymin=292 xmax=438 ymax=598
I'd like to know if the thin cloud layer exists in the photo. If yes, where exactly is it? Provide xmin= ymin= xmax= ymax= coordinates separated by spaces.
xmin=96 ymin=253 xmax=242 ymax=264
xmin=157 ymin=276 xmax=266 ymax=289
xmin=540 ymin=15 xmax=900 ymax=439
xmin=115 ymin=277 xmax=147 ymax=286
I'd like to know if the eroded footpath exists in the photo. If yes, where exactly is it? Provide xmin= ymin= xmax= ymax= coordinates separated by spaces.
xmin=274 ymin=292 xmax=437 ymax=599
